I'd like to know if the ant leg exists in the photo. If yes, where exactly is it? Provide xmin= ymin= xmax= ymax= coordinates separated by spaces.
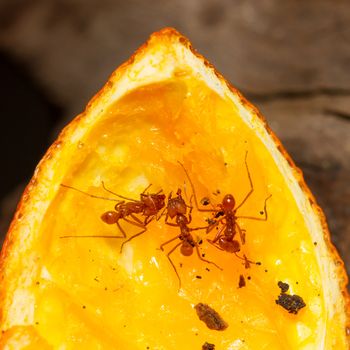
xmin=195 ymin=244 xmax=223 ymax=271
xmin=156 ymin=208 xmax=166 ymax=221
xmin=160 ymin=235 xmax=181 ymax=251
xmin=165 ymin=222 xmax=179 ymax=228
xmin=115 ymin=201 xmax=126 ymax=208
xmin=166 ymin=242 xmax=183 ymax=290
xmin=129 ymin=214 xmax=144 ymax=225
xmin=206 ymin=215 xmax=226 ymax=233
xmin=236 ymin=194 xmax=271 ymax=221
xmin=60 ymin=234 xmax=125 ymax=239
xmin=235 ymin=151 xmax=254 ymax=211
xmin=206 ymin=222 xmax=219 ymax=234
xmin=101 ymin=181 xmax=138 ymax=202
xmin=60 ymin=184 xmax=121 ymax=203
xmin=119 ymin=217 xmax=150 ymax=252
xmin=186 ymin=196 xmax=196 ymax=224
xmin=141 ymin=184 xmax=152 ymax=194
xmin=60 ymin=220 xmax=126 ymax=239
xmin=207 ymin=241 xmax=225 ymax=252
xmin=116 ymin=221 xmax=127 ymax=238
xmin=207 ymin=224 xmax=225 ymax=244
xmin=190 ymin=225 xmax=211 ymax=232
xmin=178 ymin=162 xmax=213 ymax=213
xmin=144 ymin=215 xmax=155 ymax=226
xmin=186 ymin=195 xmax=194 ymax=210
xmin=122 ymin=217 xmax=146 ymax=229
xmin=235 ymin=223 xmax=246 ymax=244
xmin=188 ymin=212 xmax=192 ymax=224
xmin=164 ymin=213 xmax=178 ymax=227
xmin=120 ymin=227 xmax=147 ymax=253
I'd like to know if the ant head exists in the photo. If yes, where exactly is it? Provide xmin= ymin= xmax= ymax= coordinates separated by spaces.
xmin=222 ymin=194 xmax=235 ymax=211
xmin=180 ymin=241 xmax=193 ymax=256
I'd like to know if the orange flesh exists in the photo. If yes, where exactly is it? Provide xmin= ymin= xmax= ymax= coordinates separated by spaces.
xmin=27 ymin=78 xmax=325 ymax=349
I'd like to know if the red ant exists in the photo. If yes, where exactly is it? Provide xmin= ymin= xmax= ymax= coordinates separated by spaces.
xmin=179 ymin=152 xmax=271 ymax=266
xmin=60 ymin=182 xmax=166 ymax=252
xmin=160 ymin=188 xmax=222 ymax=289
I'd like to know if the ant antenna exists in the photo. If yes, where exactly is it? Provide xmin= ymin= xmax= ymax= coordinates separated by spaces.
xmin=101 ymin=181 xmax=138 ymax=202
xmin=60 ymin=184 xmax=120 ymax=202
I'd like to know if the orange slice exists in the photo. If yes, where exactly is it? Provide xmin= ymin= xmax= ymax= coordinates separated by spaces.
xmin=1 ymin=28 xmax=349 ymax=349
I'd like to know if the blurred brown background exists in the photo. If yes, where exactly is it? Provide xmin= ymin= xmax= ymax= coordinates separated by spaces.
xmin=0 ymin=0 xmax=349 ymax=272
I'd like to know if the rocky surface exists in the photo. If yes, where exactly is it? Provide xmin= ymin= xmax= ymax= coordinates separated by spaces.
xmin=0 ymin=0 xmax=349 ymax=272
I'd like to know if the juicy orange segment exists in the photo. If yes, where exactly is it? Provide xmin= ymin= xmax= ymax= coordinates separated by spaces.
xmin=0 ymin=28 xmax=348 ymax=349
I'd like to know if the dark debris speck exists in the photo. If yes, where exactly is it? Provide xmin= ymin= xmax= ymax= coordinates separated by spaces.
xmin=238 ymin=275 xmax=246 ymax=288
xmin=201 ymin=197 xmax=211 ymax=206
xmin=202 ymin=342 xmax=215 ymax=350
xmin=195 ymin=303 xmax=228 ymax=331
xmin=278 ymin=281 xmax=289 ymax=293
xmin=275 ymin=281 xmax=306 ymax=315
xmin=275 ymin=293 xmax=306 ymax=314
xmin=215 ymin=210 xmax=225 ymax=219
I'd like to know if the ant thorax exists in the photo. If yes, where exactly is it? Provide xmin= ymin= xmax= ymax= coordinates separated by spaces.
xmin=142 ymin=194 xmax=166 ymax=216
xmin=120 ymin=202 xmax=144 ymax=215
xmin=224 ymin=215 xmax=236 ymax=236
xmin=176 ymin=214 xmax=190 ymax=226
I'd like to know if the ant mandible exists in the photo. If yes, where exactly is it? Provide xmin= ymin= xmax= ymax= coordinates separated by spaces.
xmin=160 ymin=188 xmax=222 ymax=289
xmin=179 ymin=152 xmax=271 ymax=264
xmin=60 ymin=182 xmax=166 ymax=252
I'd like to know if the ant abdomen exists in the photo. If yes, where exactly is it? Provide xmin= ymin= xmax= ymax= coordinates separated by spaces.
xmin=180 ymin=242 xmax=193 ymax=256
xmin=218 ymin=237 xmax=240 ymax=253
xmin=101 ymin=211 xmax=119 ymax=224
